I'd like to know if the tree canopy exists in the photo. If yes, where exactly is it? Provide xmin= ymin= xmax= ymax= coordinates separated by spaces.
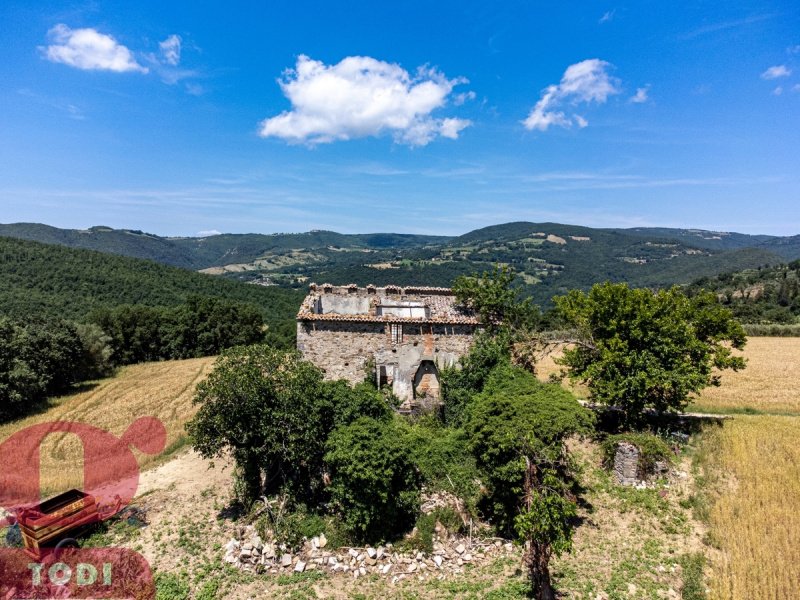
xmin=554 ymin=282 xmax=747 ymax=424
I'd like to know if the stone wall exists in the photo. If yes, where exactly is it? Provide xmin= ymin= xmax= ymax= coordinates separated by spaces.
xmin=296 ymin=320 xmax=477 ymax=402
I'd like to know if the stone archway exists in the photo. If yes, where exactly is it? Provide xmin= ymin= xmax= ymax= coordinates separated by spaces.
xmin=413 ymin=360 xmax=440 ymax=401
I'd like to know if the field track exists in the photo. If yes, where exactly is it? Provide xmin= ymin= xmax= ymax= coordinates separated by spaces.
xmin=0 ymin=356 xmax=215 ymax=497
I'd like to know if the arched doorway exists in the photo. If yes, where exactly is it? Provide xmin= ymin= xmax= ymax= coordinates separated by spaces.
xmin=413 ymin=360 xmax=440 ymax=401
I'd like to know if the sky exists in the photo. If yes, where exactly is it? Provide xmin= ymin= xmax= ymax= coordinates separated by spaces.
xmin=1 ymin=1 xmax=799 ymax=237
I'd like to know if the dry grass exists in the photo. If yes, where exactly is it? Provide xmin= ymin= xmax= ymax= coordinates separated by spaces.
xmin=700 ymin=415 xmax=800 ymax=598
xmin=0 ymin=357 xmax=215 ymax=497
xmin=691 ymin=337 xmax=800 ymax=414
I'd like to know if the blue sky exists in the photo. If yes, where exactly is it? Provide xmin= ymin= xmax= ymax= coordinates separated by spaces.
xmin=1 ymin=1 xmax=799 ymax=236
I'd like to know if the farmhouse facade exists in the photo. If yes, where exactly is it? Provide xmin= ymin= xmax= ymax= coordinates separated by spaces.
xmin=296 ymin=283 xmax=481 ymax=409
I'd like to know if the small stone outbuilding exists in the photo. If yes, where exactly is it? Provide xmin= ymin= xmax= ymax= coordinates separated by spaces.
xmin=296 ymin=283 xmax=481 ymax=411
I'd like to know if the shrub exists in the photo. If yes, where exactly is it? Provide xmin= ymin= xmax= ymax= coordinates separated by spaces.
xmin=325 ymin=417 xmax=421 ymax=544
xmin=188 ymin=345 xmax=392 ymax=506
xmin=405 ymin=420 xmax=482 ymax=518
xmin=465 ymin=363 xmax=594 ymax=536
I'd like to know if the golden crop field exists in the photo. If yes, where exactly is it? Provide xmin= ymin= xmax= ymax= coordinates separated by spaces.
xmin=691 ymin=337 xmax=800 ymax=414
xmin=0 ymin=356 xmax=215 ymax=497
xmin=701 ymin=415 xmax=800 ymax=599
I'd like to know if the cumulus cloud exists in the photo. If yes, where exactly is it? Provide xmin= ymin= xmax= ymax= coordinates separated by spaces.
xmin=630 ymin=85 xmax=650 ymax=103
xmin=258 ymin=55 xmax=472 ymax=146
xmin=42 ymin=24 xmax=147 ymax=73
xmin=159 ymin=34 xmax=181 ymax=66
xmin=761 ymin=65 xmax=791 ymax=79
xmin=522 ymin=59 xmax=620 ymax=131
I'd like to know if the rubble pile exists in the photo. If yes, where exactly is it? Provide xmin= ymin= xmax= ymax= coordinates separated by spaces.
xmin=222 ymin=525 xmax=516 ymax=582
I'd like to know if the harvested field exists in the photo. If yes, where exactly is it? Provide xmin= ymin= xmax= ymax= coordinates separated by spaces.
xmin=690 ymin=337 xmax=800 ymax=414
xmin=0 ymin=356 xmax=215 ymax=497
xmin=698 ymin=415 xmax=800 ymax=598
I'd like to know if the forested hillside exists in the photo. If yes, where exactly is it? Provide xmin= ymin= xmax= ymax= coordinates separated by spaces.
xmin=0 ymin=236 xmax=304 ymax=337
xmin=687 ymin=260 xmax=800 ymax=326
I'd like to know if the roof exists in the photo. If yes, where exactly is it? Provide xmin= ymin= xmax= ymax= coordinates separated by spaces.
xmin=296 ymin=283 xmax=481 ymax=325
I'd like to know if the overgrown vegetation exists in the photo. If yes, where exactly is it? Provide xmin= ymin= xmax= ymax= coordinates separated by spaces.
xmin=601 ymin=432 xmax=673 ymax=473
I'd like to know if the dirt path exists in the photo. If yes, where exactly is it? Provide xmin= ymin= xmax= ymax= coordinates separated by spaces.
xmin=137 ymin=449 xmax=232 ymax=497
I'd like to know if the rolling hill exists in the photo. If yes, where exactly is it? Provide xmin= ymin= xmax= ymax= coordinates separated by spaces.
xmin=1 ymin=221 xmax=795 ymax=307
xmin=0 ymin=236 xmax=304 ymax=327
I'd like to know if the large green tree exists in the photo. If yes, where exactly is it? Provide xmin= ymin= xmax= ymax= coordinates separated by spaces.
xmin=465 ymin=363 xmax=594 ymax=599
xmin=186 ymin=345 xmax=390 ymax=505
xmin=554 ymin=282 xmax=746 ymax=424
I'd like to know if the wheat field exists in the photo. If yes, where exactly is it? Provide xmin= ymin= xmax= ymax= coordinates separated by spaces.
xmin=691 ymin=337 xmax=800 ymax=414
xmin=702 ymin=415 xmax=800 ymax=599
xmin=0 ymin=357 xmax=215 ymax=497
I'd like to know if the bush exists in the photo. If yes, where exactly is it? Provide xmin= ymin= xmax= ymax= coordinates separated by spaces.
xmin=601 ymin=432 xmax=673 ymax=474
xmin=405 ymin=419 xmax=482 ymax=518
xmin=465 ymin=363 xmax=594 ymax=536
xmin=325 ymin=417 xmax=421 ymax=544
xmin=439 ymin=330 xmax=511 ymax=427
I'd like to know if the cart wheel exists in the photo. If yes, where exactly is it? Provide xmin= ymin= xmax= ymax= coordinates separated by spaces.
xmin=54 ymin=537 xmax=80 ymax=559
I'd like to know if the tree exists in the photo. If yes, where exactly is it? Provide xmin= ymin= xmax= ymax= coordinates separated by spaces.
xmin=453 ymin=264 xmax=539 ymax=330
xmin=324 ymin=417 xmax=420 ymax=543
xmin=186 ymin=344 xmax=391 ymax=505
xmin=465 ymin=363 xmax=594 ymax=599
xmin=554 ymin=282 xmax=746 ymax=425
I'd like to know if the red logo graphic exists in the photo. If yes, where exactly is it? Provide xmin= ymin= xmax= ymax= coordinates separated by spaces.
xmin=0 ymin=417 xmax=166 ymax=598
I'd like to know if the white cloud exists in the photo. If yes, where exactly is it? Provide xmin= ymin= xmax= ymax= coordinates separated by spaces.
xmin=42 ymin=24 xmax=147 ymax=73
xmin=599 ymin=10 xmax=615 ymax=24
xmin=788 ymin=45 xmax=800 ymax=54
xmin=196 ymin=229 xmax=221 ymax=237
xmin=630 ymin=85 xmax=650 ymax=103
xmin=793 ymin=84 xmax=800 ymax=93
xmin=258 ymin=55 xmax=472 ymax=146
xmin=159 ymin=34 xmax=181 ymax=66
xmin=522 ymin=59 xmax=620 ymax=131
xmin=773 ymin=86 xmax=784 ymax=96
xmin=761 ymin=65 xmax=791 ymax=79
xmin=453 ymin=91 xmax=476 ymax=106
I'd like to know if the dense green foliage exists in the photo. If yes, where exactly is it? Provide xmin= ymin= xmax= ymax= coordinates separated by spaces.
xmin=0 ymin=236 xmax=303 ymax=348
xmin=555 ymin=282 xmax=747 ymax=425
xmin=405 ymin=418 xmax=482 ymax=517
xmin=187 ymin=346 xmax=393 ymax=505
xmin=89 ymin=296 xmax=266 ymax=365
xmin=465 ymin=363 xmax=595 ymax=535
xmin=325 ymin=417 xmax=421 ymax=543
xmin=453 ymin=264 xmax=539 ymax=328
xmin=687 ymin=260 xmax=800 ymax=326
xmin=440 ymin=330 xmax=511 ymax=427
xmin=0 ymin=318 xmax=108 ymax=422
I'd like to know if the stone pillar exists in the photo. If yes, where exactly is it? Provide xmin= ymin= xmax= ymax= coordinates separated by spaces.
xmin=613 ymin=442 xmax=641 ymax=486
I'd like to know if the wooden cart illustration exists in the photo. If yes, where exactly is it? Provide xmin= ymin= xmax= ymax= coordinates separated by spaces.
xmin=17 ymin=488 xmax=112 ymax=559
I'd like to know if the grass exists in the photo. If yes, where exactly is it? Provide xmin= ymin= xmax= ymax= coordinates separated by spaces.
xmin=690 ymin=337 xmax=800 ymax=415
xmin=697 ymin=415 xmax=800 ymax=599
xmin=0 ymin=356 xmax=215 ymax=497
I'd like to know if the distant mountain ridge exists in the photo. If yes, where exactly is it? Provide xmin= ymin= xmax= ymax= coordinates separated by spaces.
xmin=1 ymin=221 xmax=796 ymax=307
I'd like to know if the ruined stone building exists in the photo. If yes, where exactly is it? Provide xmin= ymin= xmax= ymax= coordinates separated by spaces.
xmin=296 ymin=283 xmax=481 ymax=409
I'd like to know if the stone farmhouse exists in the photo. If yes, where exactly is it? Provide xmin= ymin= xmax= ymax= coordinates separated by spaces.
xmin=296 ymin=283 xmax=481 ymax=410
